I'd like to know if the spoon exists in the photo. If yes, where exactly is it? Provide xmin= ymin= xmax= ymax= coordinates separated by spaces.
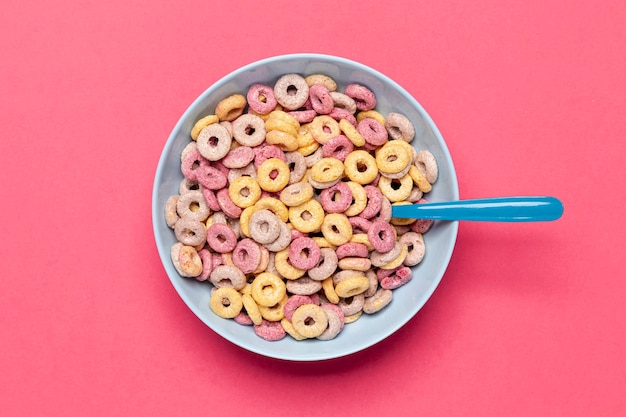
xmin=390 ymin=196 xmax=563 ymax=222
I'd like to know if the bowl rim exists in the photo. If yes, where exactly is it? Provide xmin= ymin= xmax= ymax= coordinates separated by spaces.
xmin=152 ymin=53 xmax=459 ymax=361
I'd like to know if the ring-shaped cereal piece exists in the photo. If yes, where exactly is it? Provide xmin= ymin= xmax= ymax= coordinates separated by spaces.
xmin=414 ymin=150 xmax=438 ymax=184
xmin=254 ymin=319 xmax=286 ymax=340
xmin=321 ymin=276 xmax=340 ymax=304
xmin=232 ymin=113 xmax=267 ymax=147
xmin=171 ymin=243 xmax=203 ymax=278
xmin=379 ymin=244 xmax=408 ymax=270
xmin=380 ymin=266 xmax=413 ymax=290
xmin=288 ymin=199 xmax=325 ymax=233
xmin=191 ymin=114 xmax=219 ymax=140
xmin=305 ymin=74 xmax=338 ymax=92
xmin=284 ymin=151 xmax=307 ymax=184
xmin=345 ymin=84 xmax=377 ymax=111
xmin=281 ymin=317 xmax=307 ymax=341
xmin=174 ymin=218 xmax=207 ymax=247
xmin=246 ymin=84 xmax=278 ymax=115
xmin=194 ymin=164 xmax=228 ymax=191
xmin=196 ymin=123 xmax=232 ymax=161
xmin=322 ymin=135 xmax=354 ymax=161
xmin=309 ymin=83 xmax=334 ymax=114
xmin=350 ymin=233 xmax=374 ymax=251
xmin=232 ymin=238 xmax=262 ymax=274
xmin=253 ymin=197 xmax=289 ymax=223
xmin=238 ymin=206 xmax=255 ymax=238
xmin=303 ymin=146 xmax=323 ymax=167
xmin=215 ymin=94 xmax=247 ymax=121
xmin=241 ymin=293 xmax=263 ymax=326
xmin=334 ymin=275 xmax=370 ymax=298
xmin=343 ymin=181 xmax=367 ymax=217
xmin=288 ymin=109 xmax=317 ymax=124
xmin=206 ymin=223 xmax=238 ymax=253
xmin=319 ymin=182 xmax=352 ymax=213
xmin=356 ymin=109 xmax=386 ymax=125
xmin=316 ymin=304 xmax=345 ymax=340
xmin=408 ymin=165 xmax=432 ymax=193
xmin=176 ymin=190 xmax=211 ymax=222
xmin=336 ymin=242 xmax=369 ymax=259
xmin=283 ymin=295 xmax=314 ymax=321
xmin=330 ymin=107 xmax=357 ymax=126
xmin=265 ymin=130 xmax=299 ymax=152
xmin=377 ymin=174 xmax=414 ymax=202
xmin=291 ymin=304 xmax=329 ymax=338
xmin=384 ymin=112 xmax=415 ymax=142
xmin=274 ymin=248 xmax=306 ymax=280
xmin=376 ymin=141 xmax=412 ymax=174
xmin=330 ymin=91 xmax=357 ymax=114
xmin=250 ymin=272 xmax=287 ymax=307
xmin=367 ymin=220 xmax=396 ymax=253
xmin=357 ymin=117 xmax=388 ymax=147
xmin=337 ymin=257 xmax=371 ymax=272
xmin=274 ymin=74 xmax=310 ymax=110
xmin=257 ymin=158 xmax=291 ymax=192
xmin=248 ymin=209 xmax=281 ymax=244
xmin=400 ymin=231 xmax=426 ymax=266
xmin=210 ymin=287 xmax=243 ymax=319
xmin=371 ymin=241 xmax=403 ymax=267
xmin=380 ymin=161 xmax=411 ymax=180
xmin=339 ymin=118 xmax=365 ymax=147
xmin=310 ymin=115 xmax=341 ymax=144
xmin=228 ymin=176 xmax=261 ymax=208
xmin=288 ymin=236 xmax=321 ymax=270
xmin=266 ymin=110 xmax=300 ymax=135
xmin=165 ymin=195 xmax=179 ymax=228
xmin=390 ymin=202 xmax=417 ymax=226
xmin=308 ymin=247 xmax=339 ymax=281
xmin=363 ymin=288 xmax=393 ymax=314
xmin=343 ymin=150 xmax=378 ymax=184
xmin=258 ymin=294 xmax=289 ymax=322
xmin=286 ymin=277 xmax=323 ymax=296
xmin=279 ymin=182 xmax=314 ymax=207
xmin=253 ymin=144 xmax=286 ymax=169
xmin=338 ymin=293 xmax=365 ymax=316
xmin=209 ymin=264 xmax=247 ymax=290
xmin=264 ymin=220 xmax=292 ymax=252
xmin=321 ymin=213 xmax=353 ymax=246
xmin=223 ymin=145 xmax=255 ymax=169
xmin=359 ymin=185 xmax=383 ymax=219
xmin=306 ymin=170 xmax=340 ymax=190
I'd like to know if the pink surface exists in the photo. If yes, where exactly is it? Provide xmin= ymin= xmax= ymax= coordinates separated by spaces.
xmin=1 ymin=0 xmax=625 ymax=415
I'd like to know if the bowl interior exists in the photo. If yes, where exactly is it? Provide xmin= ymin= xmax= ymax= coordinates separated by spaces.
xmin=152 ymin=53 xmax=459 ymax=361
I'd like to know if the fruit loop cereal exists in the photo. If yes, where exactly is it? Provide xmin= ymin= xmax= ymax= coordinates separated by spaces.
xmin=165 ymin=73 xmax=439 ymax=342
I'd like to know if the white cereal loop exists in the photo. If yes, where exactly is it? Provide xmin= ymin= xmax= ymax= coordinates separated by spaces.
xmin=176 ymin=189 xmax=211 ymax=222
xmin=338 ymin=293 xmax=365 ymax=316
xmin=414 ymin=150 xmax=438 ymax=184
xmin=363 ymin=288 xmax=393 ymax=314
xmin=385 ymin=112 xmax=415 ymax=142
xmin=196 ymin=123 xmax=232 ymax=161
xmin=274 ymin=74 xmax=310 ymax=110
xmin=330 ymin=91 xmax=357 ymax=114
xmin=232 ymin=113 xmax=267 ymax=146
xmin=165 ymin=195 xmax=179 ymax=228
xmin=174 ymin=217 xmax=207 ymax=247
xmin=399 ymin=232 xmax=425 ymax=266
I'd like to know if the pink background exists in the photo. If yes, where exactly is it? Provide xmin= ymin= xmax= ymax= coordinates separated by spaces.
xmin=2 ymin=0 xmax=625 ymax=415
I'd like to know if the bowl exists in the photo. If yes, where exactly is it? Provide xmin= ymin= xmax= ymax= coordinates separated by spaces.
xmin=152 ymin=53 xmax=459 ymax=361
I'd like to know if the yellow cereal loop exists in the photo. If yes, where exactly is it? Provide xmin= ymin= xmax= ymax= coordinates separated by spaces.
xmin=343 ymin=181 xmax=367 ymax=216
xmin=409 ymin=165 xmax=432 ymax=193
xmin=253 ymin=197 xmax=289 ymax=222
xmin=258 ymin=294 xmax=288 ymax=321
xmin=215 ymin=94 xmax=247 ymax=121
xmin=288 ymin=199 xmax=325 ymax=233
xmin=191 ymin=114 xmax=219 ymax=140
xmin=390 ymin=202 xmax=417 ymax=226
xmin=239 ymin=283 xmax=252 ymax=296
xmin=265 ymin=130 xmax=299 ymax=152
xmin=281 ymin=317 xmax=307 ymax=341
xmin=239 ymin=206 xmax=255 ymax=237
xmin=210 ymin=287 xmax=243 ymax=319
xmin=322 ymin=277 xmax=340 ymax=304
xmin=378 ymin=174 xmax=413 ymax=202
xmin=291 ymin=304 xmax=328 ymax=338
xmin=274 ymin=248 xmax=306 ymax=280
xmin=310 ymin=157 xmax=344 ymax=183
xmin=350 ymin=233 xmax=374 ymax=251
xmin=344 ymin=310 xmax=363 ymax=324
xmin=339 ymin=118 xmax=366 ymax=147
xmin=279 ymin=182 xmax=314 ymax=207
xmin=321 ymin=213 xmax=353 ymax=246
xmin=379 ymin=244 xmax=409 ymax=270
xmin=297 ymin=141 xmax=320 ymax=156
xmin=267 ymin=110 xmax=300 ymax=131
xmin=334 ymin=275 xmax=370 ymax=298
xmin=228 ymin=176 xmax=262 ymax=208
xmin=250 ymin=272 xmax=287 ymax=307
xmin=257 ymin=158 xmax=291 ymax=192
xmin=375 ymin=141 xmax=412 ymax=174
xmin=242 ymin=293 xmax=263 ymax=325
xmin=249 ymin=105 xmax=283 ymax=121
xmin=310 ymin=115 xmax=341 ymax=144
xmin=356 ymin=109 xmax=386 ymax=125
xmin=344 ymin=150 xmax=378 ymax=184
xmin=305 ymin=74 xmax=338 ymax=92
xmin=311 ymin=236 xmax=337 ymax=250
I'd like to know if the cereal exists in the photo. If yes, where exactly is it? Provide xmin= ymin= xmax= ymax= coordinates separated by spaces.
xmin=166 ymin=71 xmax=441 ymax=342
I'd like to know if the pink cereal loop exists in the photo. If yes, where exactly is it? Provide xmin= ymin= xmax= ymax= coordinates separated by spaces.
xmin=288 ymin=237 xmax=321 ymax=270
xmin=349 ymin=216 xmax=372 ymax=234
xmin=234 ymin=312 xmax=254 ymax=326
xmin=232 ymin=238 xmax=261 ymax=274
xmin=201 ymin=186 xmax=222 ymax=211
xmin=196 ymin=249 xmax=213 ymax=281
xmin=367 ymin=220 xmax=396 ymax=253
xmin=360 ymin=185 xmax=383 ymax=219
xmin=380 ymin=266 xmax=413 ymax=290
xmin=336 ymin=242 xmax=369 ymax=259
xmin=206 ymin=222 xmax=238 ymax=253
xmin=181 ymin=148 xmax=209 ymax=181
xmin=283 ymin=295 xmax=313 ymax=321
xmin=328 ymin=108 xmax=357 ymax=126
xmin=357 ymin=118 xmax=388 ymax=147
xmin=254 ymin=319 xmax=286 ymax=341
xmin=308 ymin=83 xmax=334 ymax=114
xmin=288 ymin=109 xmax=317 ymax=124
xmin=216 ymin=188 xmax=243 ymax=218
xmin=345 ymin=84 xmax=377 ymax=111
xmin=246 ymin=84 xmax=278 ymax=114
xmin=195 ymin=164 xmax=228 ymax=190
xmin=322 ymin=135 xmax=354 ymax=162
xmin=409 ymin=198 xmax=434 ymax=233
xmin=222 ymin=146 xmax=255 ymax=169
xmin=253 ymin=144 xmax=287 ymax=169
xmin=319 ymin=182 xmax=353 ymax=213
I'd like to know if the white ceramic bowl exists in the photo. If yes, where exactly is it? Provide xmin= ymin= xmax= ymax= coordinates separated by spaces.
xmin=152 ymin=53 xmax=459 ymax=361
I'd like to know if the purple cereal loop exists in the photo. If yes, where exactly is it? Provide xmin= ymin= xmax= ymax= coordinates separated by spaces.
xmin=283 ymin=295 xmax=313 ymax=321
xmin=216 ymin=188 xmax=243 ymax=218
xmin=322 ymin=135 xmax=354 ymax=162
xmin=349 ymin=216 xmax=372 ymax=234
xmin=206 ymin=223 xmax=238 ymax=253
xmin=360 ymin=185 xmax=383 ymax=219
xmin=197 ymin=249 xmax=213 ymax=281
xmin=195 ymin=164 xmax=228 ymax=190
xmin=319 ymin=182 xmax=353 ymax=213
xmin=254 ymin=319 xmax=286 ymax=341
xmin=253 ymin=144 xmax=287 ymax=169
xmin=288 ymin=109 xmax=317 ymax=123
xmin=357 ymin=118 xmax=388 ymax=147
xmin=345 ymin=84 xmax=377 ymax=111
xmin=380 ymin=266 xmax=413 ymax=290
xmin=246 ymin=84 xmax=278 ymax=115
xmin=181 ymin=148 xmax=209 ymax=181
xmin=367 ymin=220 xmax=395 ymax=253
xmin=232 ymin=238 xmax=261 ymax=274
xmin=222 ymin=146 xmax=255 ymax=169
xmin=288 ymin=237 xmax=321 ymax=270
xmin=336 ymin=242 xmax=369 ymax=259
xmin=328 ymin=108 xmax=357 ymax=126
xmin=309 ymin=83 xmax=334 ymax=114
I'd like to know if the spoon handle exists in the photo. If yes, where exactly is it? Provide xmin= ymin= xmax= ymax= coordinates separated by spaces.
xmin=391 ymin=196 xmax=563 ymax=222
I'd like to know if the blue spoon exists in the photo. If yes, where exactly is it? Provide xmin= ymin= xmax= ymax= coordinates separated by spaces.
xmin=390 ymin=196 xmax=563 ymax=222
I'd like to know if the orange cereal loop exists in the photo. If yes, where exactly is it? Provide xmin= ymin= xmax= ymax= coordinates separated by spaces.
xmin=228 ymin=176 xmax=262 ymax=208
xmin=304 ymin=74 xmax=338 ymax=92
xmin=250 ymin=272 xmax=287 ymax=307
xmin=343 ymin=310 xmax=363 ymax=324
xmin=375 ymin=141 xmax=412 ymax=174
xmin=356 ymin=109 xmax=386 ymax=126
xmin=265 ymin=111 xmax=300 ymax=136
xmin=215 ymin=94 xmax=247 ymax=121
xmin=274 ymin=249 xmax=306 ymax=280
xmin=343 ymin=181 xmax=367 ymax=217
xmin=296 ymin=141 xmax=320 ymax=156
xmin=390 ymin=202 xmax=417 ymax=226
xmin=242 ymin=293 xmax=263 ymax=325
xmin=379 ymin=244 xmax=408 ymax=270
xmin=191 ymin=115 xmax=219 ymax=140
